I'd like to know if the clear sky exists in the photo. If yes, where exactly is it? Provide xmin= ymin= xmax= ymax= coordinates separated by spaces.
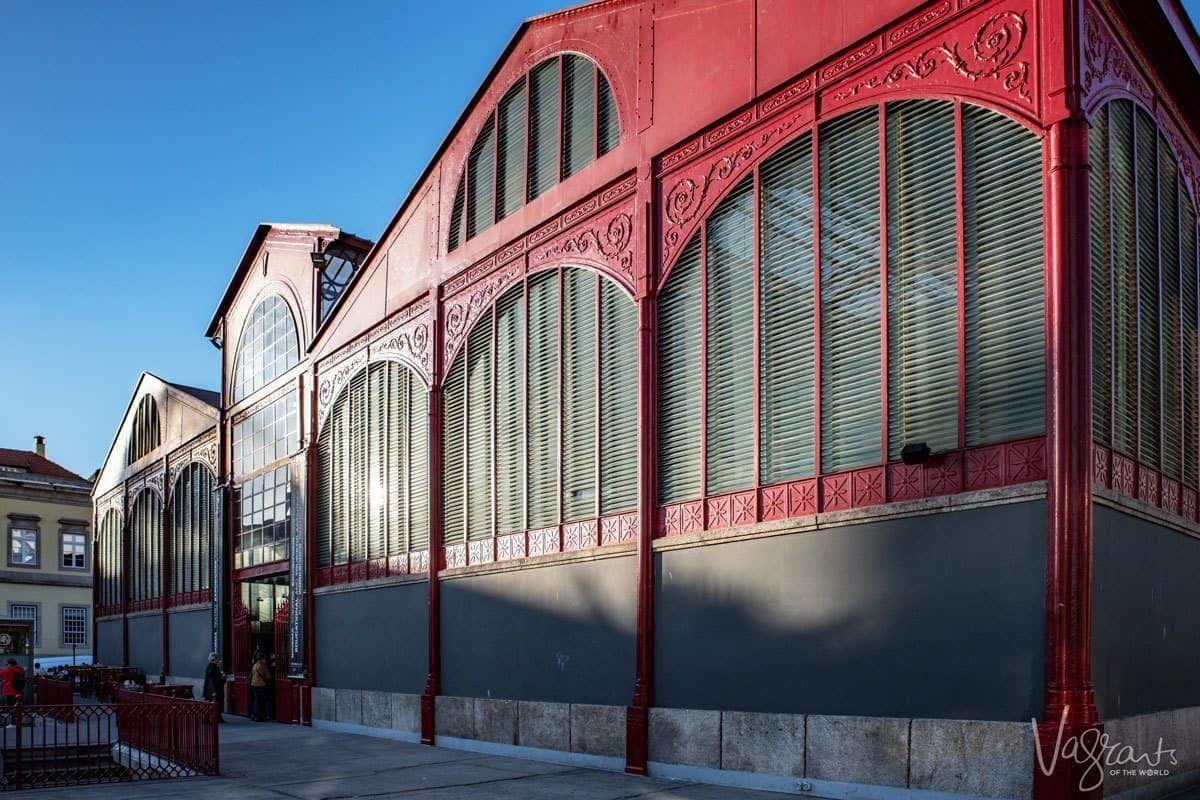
xmin=2 ymin=2 xmax=1200 ymax=479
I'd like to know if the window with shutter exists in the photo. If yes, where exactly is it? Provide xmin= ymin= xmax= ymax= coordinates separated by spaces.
xmin=387 ymin=363 xmax=407 ymax=556
xmin=562 ymin=54 xmax=596 ymax=179
xmin=963 ymin=105 xmax=1044 ymax=446
xmin=528 ymin=60 xmax=561 ymax=203
xmin=1183 ymin=187 xmax=1199 ymax=488
xmin=442 ymin=354 xmax=466 ymax=544
xmin=1110 ymin=101 xmax=1138 ymax=458
xmin=409 ymin=374 xmax=430 ymax=552
xmin=706 ymin=176 xmax=756 ymax=494
xmin=598 ymin=74 xmax=618 ymax=157
xmin=599 ymin=280 xmax=637 ymax=514
xmin=563 ymin=269 xmax=598 ymax=520
xmin=886 ymin=100 xmax=958 ymax=459
xmin=348 ymin=370 xmax=368 ymax=562
xmin=368 ymin=363 xmax=388 ymax=559
xmin=1136 ymin=109 xmax=1161 ymax=468
xmin=448 ymin=176 xmax=466 ymax=252
xmin=759 ymin=133 xmax=815 ymax=484
xmin=497 ymin=81 xmax=528 ymax=222
xmin=658 ymin=235 xmax=703 ymax=503
xmin=496 ymin=285 xmax=525 ymax=533
xmin=467 ymin=117 xmax=497 ymax=239
xmin=331 ymin=389 xmax=348 ymax=564
xmin=820 ymin=107 xmax=882 ymax=472
xmin=527 ymin=271 xmax=560 ymax=527
xmin=1091 ymin=105 xmax=1113 ymax=448
xmin=1160 ymin=137 xmax=1182 ymax=481
xmin=467 ymin=309 xmax=494 ymax=539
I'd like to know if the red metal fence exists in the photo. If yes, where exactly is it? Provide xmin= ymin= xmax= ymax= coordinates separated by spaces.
xmin=0 ymin=698 xmax=218 ymax=791
xmin=34 ymin=678 xmax=73 ymax=709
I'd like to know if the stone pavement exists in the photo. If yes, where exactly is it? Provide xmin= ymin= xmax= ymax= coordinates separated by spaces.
xmin=4 ymin=715 xmax=785 ymax=799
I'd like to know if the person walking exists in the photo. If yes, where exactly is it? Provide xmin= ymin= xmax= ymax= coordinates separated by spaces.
xmin=202 ymin=653 xmax=226 ymax=723
xmin=250 ymin=653 xmax=272 ymax=722
xmin=1 ymin=659 xmax=26 ymax=708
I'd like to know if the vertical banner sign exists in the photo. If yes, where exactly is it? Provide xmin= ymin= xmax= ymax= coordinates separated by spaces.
xmin=211 ymin=488 xmax=224 ymax=656
xmin=288 ymin=453 xmax=307 ymax=677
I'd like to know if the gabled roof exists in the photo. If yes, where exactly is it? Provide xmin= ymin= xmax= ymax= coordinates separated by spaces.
xmin=0 ymin=448 xmax=88 ymax=483
xmin=167 ymin=382 xmax=221 ymax=409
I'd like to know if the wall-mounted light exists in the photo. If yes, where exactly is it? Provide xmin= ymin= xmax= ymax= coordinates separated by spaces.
xmin=310 ymin=252 xmax=327 ymax=269
xmin=900 ymin=442 xmax=931 ymax=466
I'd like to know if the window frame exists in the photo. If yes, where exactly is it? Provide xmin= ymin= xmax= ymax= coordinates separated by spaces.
xmin=7 ymin=522 xmax=41 ymax=569
xmin=59 ymin=605 xmax=89 ymax=648
xmin=8 ymin=602 xmax=40 ymax=647
xmin=59 ymin=529 xmax=89 ymax=572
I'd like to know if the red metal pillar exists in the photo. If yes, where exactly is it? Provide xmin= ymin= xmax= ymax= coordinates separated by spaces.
xmin=422 ymin=288 xmax=444 ymax=746
xmin=121 ymin=487 xmax=131 ymax=667
xmin=626 ymin=171 xmax=655 ymax=775
xmin=1035 ymin=112 xmax=1103 ymax=800
xmin=161 ymin=456 xmax=171 ymax=681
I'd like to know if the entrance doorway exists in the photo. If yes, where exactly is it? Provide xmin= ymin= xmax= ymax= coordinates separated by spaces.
xmin=230 ymin=577 xmax=291 ymax=721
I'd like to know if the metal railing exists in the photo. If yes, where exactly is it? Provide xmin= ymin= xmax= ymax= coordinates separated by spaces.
xmin=0 ymin=698 xmax=218 ymax=791
xmin=34 ymin=678 xmax=73 ymax=710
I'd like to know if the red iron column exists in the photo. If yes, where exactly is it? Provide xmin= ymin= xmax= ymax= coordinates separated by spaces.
xmin=1035 ymin=112 xmax=1103 ymax=799
xmin=422 ymin=287 xmax=444 ymax=746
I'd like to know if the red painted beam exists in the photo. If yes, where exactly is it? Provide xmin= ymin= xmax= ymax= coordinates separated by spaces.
xmin=422 ymin=286 xmax=445 ymax=746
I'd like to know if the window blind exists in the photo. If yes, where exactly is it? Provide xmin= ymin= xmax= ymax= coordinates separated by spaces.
xmin=467 ymin=309 xmax=494 ymax=539
xmin=497 ymin=81 xmax=527 ymax=221
xmin=331 ymin=388 xmax=348 ymax=564
xmin=496 ymin=286 xmax=525 ymax=533
xmin=467 ymin=117 xmax=496 ymax=240
xmin=409 ymin=376 xmax=430 ymax=552
xmin=759 ymin=133 xmax=815 ymax=484
xmin=599 ymin=280 xmax=638 ymax=514
xmin=348 ymin=369 xmax=368 ymax=562
xmin=820 ymin=107 xmax=882 ymax=472
xmin=562 ymin=55 xmax=596 ymax=179
xmin=1136 ymin=109 xmax=1161 ymax=468
xmin=527 ymin=272 xmax=560 ymax=527
xmin=528 ymin=59 xmax=560 ymax=202
xmin=658 ymin=234 xmax=703 ymax=503
xmin=448 ymin=176 xmax=465 ymax=252
xmin=886 ymin=100 xmax=958 ymax=459
xmin=442 ymin=354 xmax=466 ymax=544
xmin=963 ymin=105 xmax=1044 ymax=445
xmin=1183 ymin=187 xmax=1199 ymax=488
xmin=1090 ymin=105 xmax=1113 ymax=447
xmin=563 ymin=268 xmax=598 ymax=520
xmin=706 ymin=176 xmax=756 ymax=494
xmin=368 ymin=363 xmax=387 ymax=558
xmin=598 ymin=73 xmax=618 ymax=157
xmin=1110 ymin=100 xmax=1138 ymax=458
xmin=386 ymin=362 xmax=408 ymax=556
xmin=1159 ymin=138 xmax=1182 ymax=481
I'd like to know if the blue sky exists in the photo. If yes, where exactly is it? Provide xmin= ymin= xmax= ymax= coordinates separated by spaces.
xmin=2 ymin=1 xmax=1200 ymax=478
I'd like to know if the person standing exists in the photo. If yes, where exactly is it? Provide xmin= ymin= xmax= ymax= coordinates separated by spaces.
xmin=202 ymin=653 xmax=226 ymax=723
xmin=1 ymin=659 xmax=26 ymax=707
xmin=250 ymin=653 xmax=272 ymax=722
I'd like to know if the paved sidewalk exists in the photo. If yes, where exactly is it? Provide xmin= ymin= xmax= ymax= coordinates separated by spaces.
xmin=5 ymin=716 xmax=783 ymax=799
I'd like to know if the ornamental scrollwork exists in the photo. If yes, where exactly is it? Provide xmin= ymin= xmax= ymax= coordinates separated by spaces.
xmin=532 ymin=210 xmax=634 ymax=285
xmin=316 ymin=348 xmax=368 ymax=427
xmin=370 ymin=314 xmax=432 ymax=387
xmin=1081 ymin=6 xmax=1152 ymax=107
xmin=832 ymin=10 xmax=1032 ymax=104
xmin=443 ymin=260 xmax=524 ymax=366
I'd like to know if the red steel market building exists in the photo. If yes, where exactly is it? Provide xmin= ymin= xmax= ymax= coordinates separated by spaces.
xmin=90 ymin=1 xmax=1200 ymax=797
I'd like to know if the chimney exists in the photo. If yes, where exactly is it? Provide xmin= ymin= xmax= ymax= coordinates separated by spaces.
xmin=33 ymin=435 xmax=45 ymax=458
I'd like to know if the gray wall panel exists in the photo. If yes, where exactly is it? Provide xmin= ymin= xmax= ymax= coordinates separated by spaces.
xmin=655 ymin=500 xmax=1047 ymax=721
xmin=96 ymin=618 xmax=122 ymax=666
xmin=441 ymin=556 xmax=636 ymax=705
xmin=127 ymin=614 xmax=163 ymax=676
xmin=168 ymin=606 xmax=212 ymax=680
xmin=315 ymin=582 xmax=426 ymax=693
xmin=1093 ymin=504 xmax=1200 ymax=718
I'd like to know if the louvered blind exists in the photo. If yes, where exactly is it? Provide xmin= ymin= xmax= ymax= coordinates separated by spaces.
xmin=562 ymin=54 xmax=596 ymax=179
xmin=705 ymin=176 xmax=756 ymax=494
xmin=1111 ymin=101 xmax=1138 ymax=458
xmin=368 ymin=363 xmax=387 ymax=558
xmin=527 ymin=272 xmax=560 ymax=527
xmin=467 ymin=117 xmax=497 ymax=239
xmin=599 ymin=280 xmax=637 ymax=514
xmin=598 ymin=72 xmax=618 ymax=156
xmin=331 ymin=390 xmax=348 ymax=563
xmin=448 ymin=176 xmax=465 ymax=252
xmin=496 ymin=286 xmax=525 ymax=532
xmin=386 ymin=363 xmax=407 ymax=556
xmin=200 ymin=466 xmax=213 ymax=589
xmin=1090 ymin=105 xmax=1113 ymax=447
xmin=1160 ymin=139 xmax=1182 ymax=481
xmin=442 ymin=354 xmax=466 ymax=544
xmin=886 ymin=100 xmax=958 ymax=459
xmin=528 ymin=59 xmax=560 ymax=202
xmin=759 ymin=133 xmax=815 ymax=483
xmin=963 ymin=105 xmax=1044 ymax=446
xmin=409 ymin=378 xmax=430 ymax=551
xmin=467 ymin=309 xmax=494 ymax=539
xmin=1183 ymin=187 xmax=1199 ymax=488
xmin=820 ymin=107 xmax=881 ymax=472
xmin=348 ymin=370 xmax=368 ymax=562
xmin=497 ymin=81 xmax=528 ymax=221
xmin=563 ymin=269 xmax=598 ymax=520
xmin=1136 ymin=109 xmax=1161 ymax=468
xmin=658 ymin=234 xmax=703 ymax=503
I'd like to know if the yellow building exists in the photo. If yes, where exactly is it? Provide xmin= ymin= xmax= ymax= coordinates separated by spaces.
xmin=0 ymin=436 xmax=93 ymax=661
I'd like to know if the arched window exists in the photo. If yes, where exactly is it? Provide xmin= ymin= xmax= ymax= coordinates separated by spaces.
xmin=126 ymin=395 xmax=160 ymax=465
xmin=129 ymin=490 xmax=162 ymax=604
xmin=448 ymin=54 xmax=620 ymax=251
xmin=316 ymin=362 xmax=429 ymax=567
xmin=170 ymin=463 xmax=216 ymax=598
xmin=232 ymin=295 xmax=300 ymax=402
xmin=97 ymin=509 xmax=123 ymax=610
xmin=658 ymin=100 xmax=1044 ymax=504
xmin=1091 ymin=99 xmax=1200 ymax=488
xmin=442 ymin=267 xmax=637 ymax=544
